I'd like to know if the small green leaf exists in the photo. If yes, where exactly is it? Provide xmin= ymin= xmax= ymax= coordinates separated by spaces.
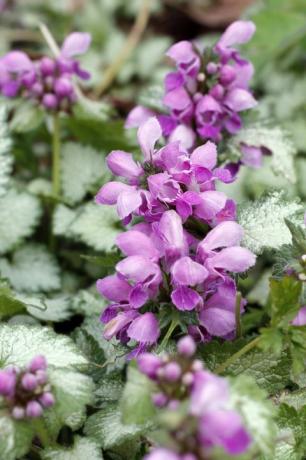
xmin=120 ymin=364 xmax=155 ymax=425
xmin=270 ymin=276 xmax=302 ymax=326
xmin=41 ymin=436 xmax=103 ymax=460
xmin=0 ymin=281 xmax=26 ymax=319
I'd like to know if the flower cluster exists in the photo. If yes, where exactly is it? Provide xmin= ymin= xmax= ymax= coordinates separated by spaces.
xmin=0 ymin=32 xmax=91 ymax=112
xmin=96 ymin=117 xmax=255 ymax=353
xmin=126 ymin=21 xmax=264 ymax=168
xmin=0 ymin=355 xmax=55 ymax=419
xmin=138 ymin=336 xmax=251 ymax=459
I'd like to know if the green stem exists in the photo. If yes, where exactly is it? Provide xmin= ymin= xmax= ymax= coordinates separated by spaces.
xmin=52 ymin=114 xmax=61 ymax=198
xmin=158 ymin=317 xmax=179 ymax=352
xmin=235 ymin=291 xmax=242 ymax=339
xmin=214 ymin=336 xmax=261 ymax=375
xmin=32 ymin=419 xmax=54 ymax=448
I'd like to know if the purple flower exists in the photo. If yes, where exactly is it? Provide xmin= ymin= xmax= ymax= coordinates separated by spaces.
xmin=292 ymin=306 xmax=306 ymax=326
xmin=0 ymin=355 xmax=55 ymax=420
xmin=145 ymin=448 xmax=180 ymax=460
xmin=0 ymin=31 xmax=91 ymax=111
xmin=126 ymin=20 xmax=258 ymax=168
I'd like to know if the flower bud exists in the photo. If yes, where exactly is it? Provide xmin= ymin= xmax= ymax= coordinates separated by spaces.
xmin=29 ymin=355 xmax=47 ymax=372
xmin=40 ymin=57 xmax=56 ymax=76
xmin=182 ymin=454 xmax=197 ymax=460
xmin=168 ymin=399 xmax=179 ymax=410
xmin=42 ymin=93 xmax=58 ymax=110
xmin=210 ymin=84 xmax=225 ymax=100
xmin=182 ymin=372 xmax=194 ymax=386
xmin=11 ymin=406 xmax=25 ymax=420
xmin=177 ymin=336 xmax=196 ymax=357
xmin=21 ymin=71 xmax=36 ymax=89
xmin=163 ymin=362 xmax=181 ymax=382
xmin=39 ymin=392 xmax=55 ymax=408
xmin=191 ymin=359 xmax=203 ymax=372
xmin=206 ymin=62 xmax=218 ymax=75
xmin=26 ymin=400 xmax=43 ymax=418
xmin=35 ymin=370 xmax=48 ymax=385
xmin=152 ymin=392 xmax=167 ymax=408
xmin=31 ymin=82 xmax=43 ymax=97
xmin=0 ymin=370 xmax=15 ymax=396
xmin=137 ymin=353 xmax=161 ymax=379
xmin=54 ymin=77 xmax=73 ymax=98
xmin=21 ymin=373 xmax=37 ymax=391
xmin=219 ymin=65 xmax=236 ymax=85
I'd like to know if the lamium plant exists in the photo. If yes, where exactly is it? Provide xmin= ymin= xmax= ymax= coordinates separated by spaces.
xmin=0 ymin=3 xmax=306 ymax=460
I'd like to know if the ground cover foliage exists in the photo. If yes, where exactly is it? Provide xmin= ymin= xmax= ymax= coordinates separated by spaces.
xmin=0 ymin=0 xmax=306 ymax=459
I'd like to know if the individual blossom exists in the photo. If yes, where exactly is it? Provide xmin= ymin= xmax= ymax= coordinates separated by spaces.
xmin=139 ymin=336 xmax=251 ymax=459
xmin=126 ymin=21 xmax=265 ymax=168
xmin=0 ymin=355 xmax=55 ymax=419
xmin=0 ymin=32 xmax=91 ymax=112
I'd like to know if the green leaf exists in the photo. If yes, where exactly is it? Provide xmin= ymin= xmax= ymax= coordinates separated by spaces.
xmin=61 ymin=142 xmax=109 ymax=204
xmin=270 ymin=276 xmax=302 ymax=326
xmin=53 ymin=203 xmax=121 ymax=252
xmin=120 ymin=364 xmax=155 ymax=425
xmin=41 ymin=436 xmax=103 ymax=460
xmin=238 ymin=192 xmax=303 ymax=254
xmin=0 ymin=245 xmax=61 ymax=293
xmin=0 ymin=190 xmax=42 ymax=254
xmin=66 ymin=118 xmax=135 ymax=151
xmin=0 ymin=412 xmax=34 ymax=460
xmin=230 ymin=376 xmax=277 ymax=456
xmin=138 ymin=85 xmax=166 ymax=113
xmin=72 ymin=96 xmax=111 ymax=122
xmin=0 ymin=281 xmax=26 ymax=319
xmin=0 ymin=105 xmax=13 ymax=198
xmin=280 ymin=388 xmax=306 ymax=411
xmin=84 ymin=404 xmax=144 ymax=449
xmin=229 ymin=125 xmax=297 ymax=183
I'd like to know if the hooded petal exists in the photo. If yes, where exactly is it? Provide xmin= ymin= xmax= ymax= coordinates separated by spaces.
xmin=127 ymin=312 xmax=160 ymax=344
xmin=137 ymin=117 xmax=162 ymax=161
xmin=61 ymin=32 xmax=91 ymax=58
xmin=199 ymin=308 xmax=236 ymax=337
xmin=125 ymin=106 xmax=154 ymax=128
xmin=95 ymin=182 xmax=133 ymax=205
xmin=116 ymin=230 xmax=160 ymax=260
xmin=171 ymin=256 xmax=208 ymax=286
xmin=106 ymin=151 xmax=143 ymax=179
xmin=200 ymin=221 xmax=244 ymax=252
xmin=199 ymin=410 xmax=251 ymax=455
xmin=163 ymin=86 xmax=192 ymax=111
xmin=116 ymin=255 xmax=161 ymax=285
xmin=195 ymin=191 xmax=227 ymax=220
xmin=190 ymin=370 xmax=229 ymax=415
xmin=103 ymin=310 xmax=138 ymax=340
xmin=171 ymin=286 xmax=202 ymax=311
xmin=157 ymin=210 xmax=187 ymax=256
xmin=240 ymin=144 xmax=263 ymax=168
xmin=96 ymin=275 xmax=131 ymax=302
xmin=129 ymin=284 xmax=149 ymax=308
xmin=218 ymin=21 xmax=256 ymax=48
xmin=117 ymin=189 xmax=142 ymax=219
xmin=225 ymin=88 xmax=257 ymax=112
xmin=208 ymin=247 xmax=256 ymax=273
xmin=2 ymin=51 xmax=33 ymax=73
xmin=169 ymin=124 xmax=196 ymax=150
xmin=190 ymin=141 xmax=217 ymax=170
xmin=292 ymin=306 xmax=306 ymax=326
